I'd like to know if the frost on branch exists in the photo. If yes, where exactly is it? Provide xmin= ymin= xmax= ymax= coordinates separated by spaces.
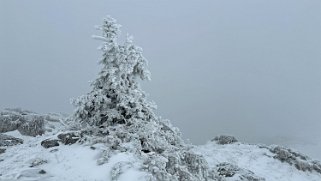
xmin=70 ymin=16 xmax=211 ymax=180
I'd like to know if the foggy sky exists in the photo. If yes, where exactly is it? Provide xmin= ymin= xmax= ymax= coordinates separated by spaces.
xmin=1 ymin=1 xmax=321 ymax=158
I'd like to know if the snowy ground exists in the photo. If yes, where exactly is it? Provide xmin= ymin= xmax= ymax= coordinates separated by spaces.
xmin=0 ymin=131 xmax=148 ymax=181
xmin=2 ymin=130 xmax=321 ymax=180
xmin=1 ymin=109 xmax=321 ymax=181
xmin=194 ymin=141 xmax=321 ymax=181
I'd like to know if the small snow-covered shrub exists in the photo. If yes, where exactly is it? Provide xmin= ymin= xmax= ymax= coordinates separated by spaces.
xmin=18 ymin=116 xmax=45 ymax=136
xmin=111 ymin=161 xmax=133 ymax=181
xmin=216 ymin=162 xmax=239 ymax=177
xmin=0 ymin=115 xmax=20 ymax=133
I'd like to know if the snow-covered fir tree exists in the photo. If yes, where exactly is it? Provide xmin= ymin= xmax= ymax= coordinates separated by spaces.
xmin=71 ymin=16 xmax=210 ymax=181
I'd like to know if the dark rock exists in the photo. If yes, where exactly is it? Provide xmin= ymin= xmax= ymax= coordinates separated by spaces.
xmin=0 ymin=133 xmax=23 ymax=146
xmin=58 ymin=132 xmax=80 ymax=145
xmin=18 ymin=116 xmax=45 ymax=137
xmin=0 ymin=148 xmax=5 ymax=154
xmin=41 ymin=139 xmax=59 ymax=148
xmin=142 ymin=149 xmax=151 ymax=153
xmin=212 ymin=135 xmax=238 ymax=145
xmin=38 ymin=170 xmax=46 ymax=174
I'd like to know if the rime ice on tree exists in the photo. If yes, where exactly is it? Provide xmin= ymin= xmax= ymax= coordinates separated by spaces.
xmin=72 ymin=16 xmax=210 ymax=181
xmin=73 ymin=16 xmax=153 ymax=130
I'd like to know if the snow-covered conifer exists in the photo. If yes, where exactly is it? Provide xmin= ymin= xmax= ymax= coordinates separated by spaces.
xmin=71 ymin=16 xmax=210 ymax=181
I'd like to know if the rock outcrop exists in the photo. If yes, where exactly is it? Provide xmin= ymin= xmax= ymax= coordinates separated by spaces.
xmin=0 ymin=108 xmax=65 ymax=137
xmin=0 ymin=133 xmax=23 ymax=146
xmin=212 ymin=162 xmax=265 ymax=181
xmin=41 ymin=139 xmax=60 ymax=148
xmin=212 ymin=135 xmax=238 ymax=145
xmin=269 ymin=145 xmax=321 ymax=174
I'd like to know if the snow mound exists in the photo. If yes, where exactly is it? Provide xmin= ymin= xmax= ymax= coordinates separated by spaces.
xmin=194 ymin=140 xmax=321 ymax=181
xmin=0 ymin=131 xmax=148 ymax=181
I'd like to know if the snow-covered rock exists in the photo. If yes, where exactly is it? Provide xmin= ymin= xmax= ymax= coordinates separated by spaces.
xmin=0 ymin=133 xmax=23 ymax=146
xmin=212 ymin=162 xmax=265 ymax=180
xmin=268 ymin=145 xmax=321 ymax=174
xmin=41 ymin=139 xmax=60 ymax=148
xmin=212 ymin=135 xmax=238 ymax=145
xmin=57 ymin=132 xmax=81 ymax=145
xmin=0 ymin=108 xmax=65 ymax=137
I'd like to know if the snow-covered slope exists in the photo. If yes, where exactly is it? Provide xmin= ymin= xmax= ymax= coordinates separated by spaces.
xmin=1 ymin=109 xmax=321 ymax=181
xmin=0 ymin=109 xmax=149 ymax=181
xmin=194 ymin=139 xmax=321 ymax=181
xmin=0 ymin=130 xmax=148 ymax=181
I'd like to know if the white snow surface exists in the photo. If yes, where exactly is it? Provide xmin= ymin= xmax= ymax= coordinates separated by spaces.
xmin=1 ymin=131 xmax=321 ymax=180
xmin=194 ymin=142 xmax=321 ymax=181
xmin=0 ymin=131 xmax=148 ymax=181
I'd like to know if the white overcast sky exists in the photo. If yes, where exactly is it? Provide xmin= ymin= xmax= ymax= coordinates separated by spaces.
xmin=0 ymin=0 xmax=321 ymax=158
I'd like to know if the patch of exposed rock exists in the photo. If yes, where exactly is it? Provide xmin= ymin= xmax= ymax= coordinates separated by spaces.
xmin=57 ymin=132 xmax=80 ymax=145
xmin=41 ymin=139 xmax=59 ymax=148
xmin=211 ymin=162 xmax=265 ymax=181
xmin=40 ymin=132 xmax=81 ymax=148
xmin=212 ymin=135 xmax=238 ymax=145
xmin=0 ymin=133 xmax=23 ymax=146
xmin=0 ymin=148 xmax=5 ymax=154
